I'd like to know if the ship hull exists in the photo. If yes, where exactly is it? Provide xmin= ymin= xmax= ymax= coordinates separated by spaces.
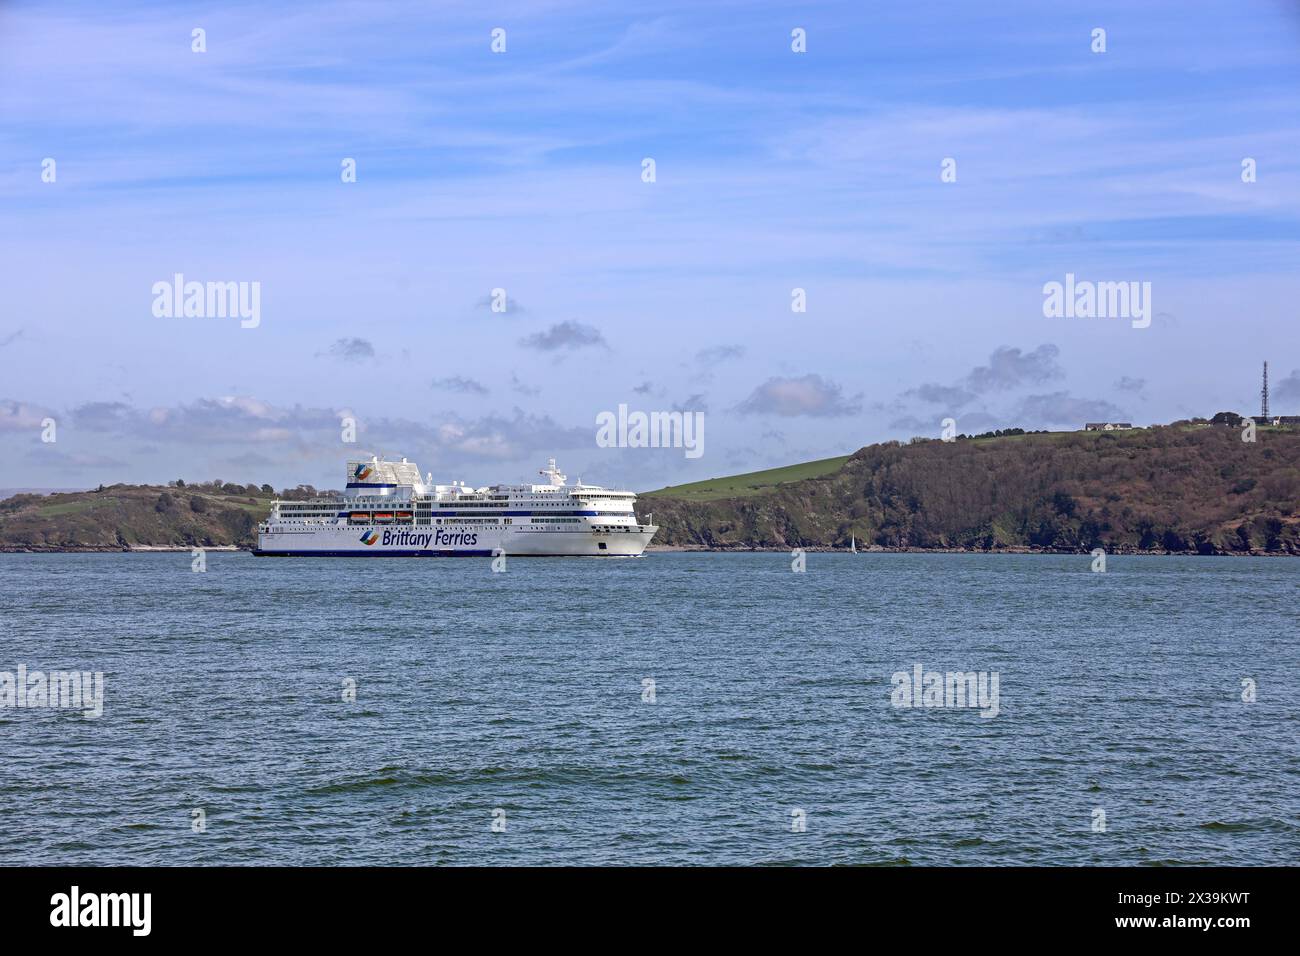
xmin=254 ymin=525 xmax=656 ymax=557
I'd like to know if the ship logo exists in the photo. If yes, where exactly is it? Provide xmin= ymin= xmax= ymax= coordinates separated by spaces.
xmin=359 ymin=530 xmax=379 ymax=546
xmin=353 ymin=464 xmax=374 ymax=482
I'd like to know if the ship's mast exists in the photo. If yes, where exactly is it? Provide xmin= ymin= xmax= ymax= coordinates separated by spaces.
xmin=538 ymin=457 xmax=566 ymax=486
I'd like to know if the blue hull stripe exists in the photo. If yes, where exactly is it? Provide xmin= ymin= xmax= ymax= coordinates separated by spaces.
xmin=254 ymin=549 xmax=496 ymax=558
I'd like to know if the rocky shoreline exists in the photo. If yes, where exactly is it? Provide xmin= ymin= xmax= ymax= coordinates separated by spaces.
xmin=647 ymin=544 xmax=1297 ymax=556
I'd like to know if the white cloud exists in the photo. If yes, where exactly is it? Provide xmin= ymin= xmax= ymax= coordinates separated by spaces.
xmin=736 ymin=374 xmax=861 ymax=418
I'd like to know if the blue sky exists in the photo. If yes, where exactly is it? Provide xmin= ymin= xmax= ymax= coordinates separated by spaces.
xmin=3 ymin=0 xmax=1300 ymax=491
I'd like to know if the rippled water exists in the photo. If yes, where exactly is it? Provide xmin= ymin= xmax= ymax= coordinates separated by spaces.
xmin=1 ymin=551 xmax=1296 ymax=866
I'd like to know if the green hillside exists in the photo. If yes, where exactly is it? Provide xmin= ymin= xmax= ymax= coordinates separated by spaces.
xmin=637 ymin=424 xmax=1300 ymax=554
xmin=641 ymin=455 xmax=852 ymax=501
xmin=0 ymin=481 xmax=287 ymax=551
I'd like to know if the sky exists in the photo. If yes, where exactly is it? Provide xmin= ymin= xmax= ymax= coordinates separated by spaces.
xmin=2 ymin=0 xmax=1300 ymax=492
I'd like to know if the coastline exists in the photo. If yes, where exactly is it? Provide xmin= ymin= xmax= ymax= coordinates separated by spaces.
xmin=646 ymin=545 xmax=1297 ymax=556
xmin=2 ymin=544 xmax=1295 ymax=556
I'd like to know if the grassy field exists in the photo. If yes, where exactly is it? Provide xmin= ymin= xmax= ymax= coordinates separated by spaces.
xmin=641 ymin=454 xmax=852 ymax=501
xmin=34 ymin=499 xmax=101 ymax=517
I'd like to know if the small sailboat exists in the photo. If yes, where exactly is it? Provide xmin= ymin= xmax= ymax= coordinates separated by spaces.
xmin=850 ymin=535 xmax=857 ymax=554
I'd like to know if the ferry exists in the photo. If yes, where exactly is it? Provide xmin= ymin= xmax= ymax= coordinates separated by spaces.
xmin=254 ymin=457 xmax=658 ymax=557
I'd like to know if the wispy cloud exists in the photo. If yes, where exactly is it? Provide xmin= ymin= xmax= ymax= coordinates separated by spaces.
xmin=736 ymin=374 xmax=861 ymax=418
xmin=902 ymin=344 xmax=1061 ymax=411
xmin=696 ymin=344 xmax=745 ymax=366
xmin=320 ymin=338 xmax=375 ymax=363
xmin=431 ymin=376 xmax=489 ymax=395
xmin=1272 ymin=368 xmax=1300 ymax=405
xmin=7 ymin=392 xmax=593 ymax=484
xmin=965 ymin=345 xmax=1062 ymax=394
xmin=1013 ymin=392 xmax=1127 ymax=427
xmin=906 ymin=383 xmax=977 ymax=408
xmin=0 ymin=398 xmax=55 ymax=432
xmin=519 ymin=321 xmax=607 ymax=352
xmin=509 ymin=373 xmax=541 ymax=397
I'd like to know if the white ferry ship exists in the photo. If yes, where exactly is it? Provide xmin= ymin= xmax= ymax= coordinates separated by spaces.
xmin=254 ymin=457 xmax=658 ymax=557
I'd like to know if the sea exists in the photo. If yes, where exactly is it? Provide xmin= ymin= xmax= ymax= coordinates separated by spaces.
xmin=1 ymin=551 xmax=1296 ymax=866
